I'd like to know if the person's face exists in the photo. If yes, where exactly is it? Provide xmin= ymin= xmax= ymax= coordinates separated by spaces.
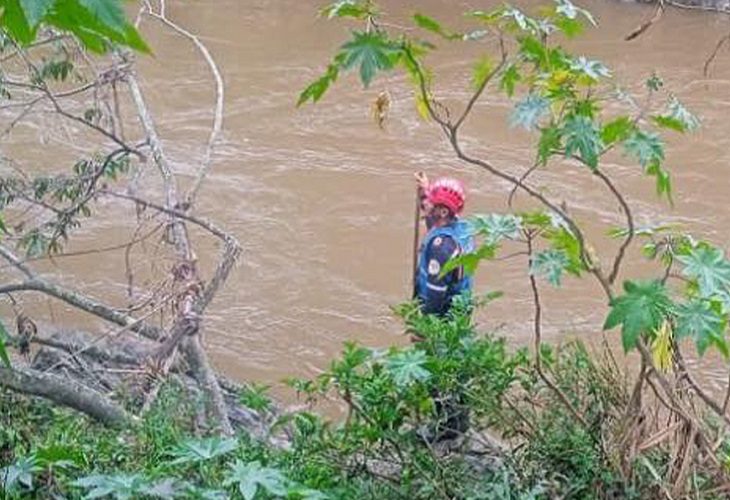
xmin=425 ymin=205 xmax=452 ymax=228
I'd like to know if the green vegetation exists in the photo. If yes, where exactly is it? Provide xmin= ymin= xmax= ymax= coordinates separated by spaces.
xmin=3 ymin=0 xmax=730 ymax=498
xmin=3 ymin=302 xmax=690 ymax=499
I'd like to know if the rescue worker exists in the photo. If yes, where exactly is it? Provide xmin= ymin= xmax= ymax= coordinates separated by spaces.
xmin=412 ymin=172 xmax=474 ymax=442
xmin=414 ymin=172 xmax=474 ymax=315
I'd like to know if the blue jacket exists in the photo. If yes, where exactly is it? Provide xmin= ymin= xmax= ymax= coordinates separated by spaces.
xmin=415 ymin=219 xmax=475 ymax=315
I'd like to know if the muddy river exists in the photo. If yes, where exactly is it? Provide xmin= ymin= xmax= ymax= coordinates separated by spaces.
xmin=4 ymin=0 xmax=730 ymax=397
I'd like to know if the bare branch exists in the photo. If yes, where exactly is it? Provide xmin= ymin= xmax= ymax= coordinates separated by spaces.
xmin=142 ymin=0 xmax=225 ymax=206
xmin=592 ymin=168 xmax=634 ymax=285
xmin=453 ymin=36 xmax=507 ymax=131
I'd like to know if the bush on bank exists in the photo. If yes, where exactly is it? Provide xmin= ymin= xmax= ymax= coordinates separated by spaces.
xmin=3 ymin=301 xmax=723 ymax=499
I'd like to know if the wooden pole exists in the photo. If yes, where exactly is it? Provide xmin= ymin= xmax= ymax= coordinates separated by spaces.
xmin=412 ymin=186 xmax=421 ymax=298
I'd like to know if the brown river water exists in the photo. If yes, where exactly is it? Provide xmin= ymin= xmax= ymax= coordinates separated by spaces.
xmin=4 ymin=0 xmax=730 ymax=399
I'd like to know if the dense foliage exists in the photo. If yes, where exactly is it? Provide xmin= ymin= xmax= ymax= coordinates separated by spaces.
xmin=4 ymin=302 xmax=685 ymax=499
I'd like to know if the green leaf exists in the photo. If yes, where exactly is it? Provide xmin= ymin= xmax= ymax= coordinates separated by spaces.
xmin=0 ymin=320 xmax=10 ymax=368
xmin=651 ymin=115 xmax=686 ymax=133
xmin=554 ymin=16 xmax=583 ymax=38
xmin=501 ymin=7 xmax=541 ymax=34
xmin=601 ymin=116 xmax=636 ymax=145
xmin=77 ymin=0 xmax=125 ymax=34
xmin=667 ymin=96 xmax=700 ymax=131
xmin=537 ymin=125 xmax=562 ymax=165
xmin=677 ymin=245 xmax=730 ymax=298
xmin=320 ymin=0 xmax=370 ymax=19
xmin=471 ymin=55 xmax=494 ymax=90
xmin=646 ymin=159 xmax=672 ymax=201
xmin=168 ymin=437 xmax=238 ymax=465
xmin=624 ymin=130 xmax=664 ymax=169
xmin=544 ymin=227 xmax=583 ymax=275
xmin=72 ymin=473 xmax=154 ymax=499
xmin=19 ymin=0 xmax=54 ymax=28
xmin=510 ymin=93 xmax=550 ymax=131
xmin=520 ymin=35 xmax=549 ymax=68
xmin=569 ymin=56 xmax=610 ymax=81
xmin=339 ymin=31 xmax=400 ymax=88
xmin=42 ymin=0 xmax=150 ymax=53
xmin=555 ymin=0 xmax=596 ymax=25
xmin=531 ymin=249 xmax=569 ymax=286
xmin=1 ymin=456 xmax=39 ymax=492
xmin=500 ymin=63 xmax=520 ymax=97
xmin=385 ymin=349 xmax=431 ymax=387
xmin=2 ymin=0 xmax=34 ymax=43
xmin=562 ymin=114 xmax=603 ymax=169
xmin=442 ymin=243 xmax=497 ymax=277
xmin=413 ymin=13 xmax=459 ymax=40
xmin=675 ymin=299 xmax=728 ymax=357
xmin=603 ymin=280 xmax=674 ymax=352
xmin=297 ymin=63 xmax=339 ymax=106
xmin=224 ymin=461 xmax=288 ymax=500
xmin=471 ymin=214 xmax=522 ymax=244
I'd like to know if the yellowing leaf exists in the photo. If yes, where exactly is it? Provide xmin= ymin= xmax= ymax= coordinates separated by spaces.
xmin=651 ymin=320 xmax=673 ymax=372
xmin=415 ymin=94 xmax=430 ymax=120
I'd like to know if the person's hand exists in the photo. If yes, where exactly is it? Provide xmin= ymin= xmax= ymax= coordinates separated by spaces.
xmin=414 ymin=171 xmax=430 ymax=193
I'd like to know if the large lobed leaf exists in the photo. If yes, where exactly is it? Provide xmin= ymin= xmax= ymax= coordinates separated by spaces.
xmin=604 ymin=280 xmax=674 ymax=352
xmin=531 ymin=249 xmax=570 ymax=287
xmin=510 ymin=93 xmax=550 ymax=131
xmin=677 ymin=245 xmax=730 ymax=298
xmin=338 ymin=31 xmax=400 ymax=88
xmin=675 ymin=299 xmax=729 ymax=357
xmin=224 ymin=461 xmax=288 ymax=500
xmin=562 ymin=114 xmax=603 ymax=169
xmin=168 ymin=436 xmax=238 ymax=465
xmin=385 ymin=349 xmax=431 ymax=387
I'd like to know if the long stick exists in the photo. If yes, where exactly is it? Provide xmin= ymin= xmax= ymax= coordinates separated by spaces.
xmin=412 ymin=186 xmax=421 ymax=298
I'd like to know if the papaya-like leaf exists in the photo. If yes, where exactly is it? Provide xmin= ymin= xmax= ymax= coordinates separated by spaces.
xmin=339 ymin=31 xmax=400 ymax=88
xmin=624 ymin=130 xmax=664 ymax=169
xmin=531 ymin=249 xmax=570 ymax=286
xmin=471 ymin=214 xmax=522 ymax=244
xmin=510 ymin=93 xmax=550 ymax=131
xmin=537 ymin=124 xmax=562 ymax=165
xmin=675 ymin=299 xmax=728 ymax=357
xmin=223 ymin=461 xmax=287 ymax=500
xmin=603 ymin=280 xmax=674 ymax=352
xmin=562 ymin=114 xmax=603 ymax=169
xmin=385 ymin=349 xmax=431 ymax=387
xmin=677 ymin=245 xmax=730 ymax=298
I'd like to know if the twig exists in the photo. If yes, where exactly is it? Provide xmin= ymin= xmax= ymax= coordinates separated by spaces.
xmin=704 ymin=30 xmax=730 ymax=77
xmin=0 ymin=244 xmax=163 ymax=340
xmin=592 ymin=168 xmax=634 ymax=285
xmin=625 ymin=0 xmax=665 ymax=41
xmin=526 ymin=231 xmax=589 ymax=428
xmin=143 ymin=0 xmax=225 ymax=206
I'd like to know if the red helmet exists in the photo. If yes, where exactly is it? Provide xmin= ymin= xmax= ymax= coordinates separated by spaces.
xmin=427 ymin=177 xmax=466 ymax=214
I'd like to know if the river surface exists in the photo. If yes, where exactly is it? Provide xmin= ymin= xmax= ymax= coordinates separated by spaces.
xmin=4 ymin=0 xmax=730 ymax=398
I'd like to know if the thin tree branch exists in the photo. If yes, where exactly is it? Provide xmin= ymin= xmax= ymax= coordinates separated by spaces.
xmin=142 ymin=0 xmax=225 ymax=206
xmin=526 ymin=231 xmax=589 ymax=428
xmin=592 ymin=168 xmax=634 ymax=285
